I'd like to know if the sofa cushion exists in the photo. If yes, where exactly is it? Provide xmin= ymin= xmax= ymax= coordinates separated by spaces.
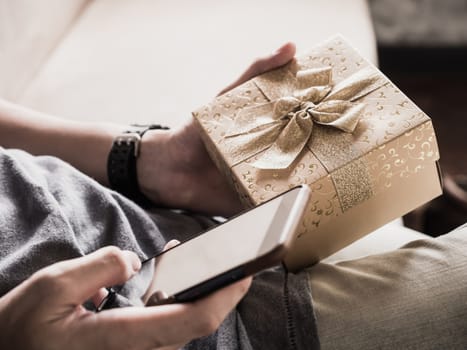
xmin=15 ymin=0 xmax=377 ymax=127
xmin=0 ymin=0 xmax=89 ymax=99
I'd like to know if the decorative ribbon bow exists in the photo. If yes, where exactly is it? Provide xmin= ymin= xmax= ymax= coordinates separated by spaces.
xmin=224 ymin=65 xmax=385 ymax=169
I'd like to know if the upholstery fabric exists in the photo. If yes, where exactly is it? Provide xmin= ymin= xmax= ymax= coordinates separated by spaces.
xmin=15 ymin=0 xmax=377 ymax=127
xmin=0 ymin=0 xmax=89 ymax=99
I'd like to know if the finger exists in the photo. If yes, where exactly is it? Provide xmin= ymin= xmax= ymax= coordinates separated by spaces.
xmin=244 ymin=42 xmax=297 ymax=78
xmin=164 ymin=239 xmax=180 ymax=251
xmin=218 ymin=42 xmax=296 ymax=95
xmin=82 ymin=277 xmax=252 ymax=349
xmin=91 ymin=287 xmax=109 ymax=307
xmin=34 ymin=246 xmax=141 ymax=305
xmin=141 ymin=240 xmax=181 ymax=305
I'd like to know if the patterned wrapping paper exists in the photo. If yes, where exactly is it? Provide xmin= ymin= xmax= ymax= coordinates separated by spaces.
xmin=193 ymin=36 xmax=442 ymax=270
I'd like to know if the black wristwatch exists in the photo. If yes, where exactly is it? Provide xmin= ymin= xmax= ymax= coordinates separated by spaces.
xmin=107 ymin=124 xmax=169 ymax=207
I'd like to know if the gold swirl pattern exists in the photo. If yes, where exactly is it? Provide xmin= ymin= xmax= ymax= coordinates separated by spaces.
xmin=192 ymin=35 xmax=439 ymax=238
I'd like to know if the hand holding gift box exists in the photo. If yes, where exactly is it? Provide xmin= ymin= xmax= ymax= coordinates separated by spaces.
xmin=194 ymin=36 xmax=442 ymax=270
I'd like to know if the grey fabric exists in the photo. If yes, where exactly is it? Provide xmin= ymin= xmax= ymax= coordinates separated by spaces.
xmin=187 ymin=267 xmax=320 ymax=350
xmin=0 ymin=147 xmax=164 ymax=303
xmin=237 ymin=267 xmax=320 ymax=350
xmin=0 ymin=147 xmax=318 ymax=349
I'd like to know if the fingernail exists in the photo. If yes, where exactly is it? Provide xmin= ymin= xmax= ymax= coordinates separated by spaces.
xmin=164 ymin=239 xmax=180 ymax=251
xmin=124 ymin=251 xmax=142 ymax=273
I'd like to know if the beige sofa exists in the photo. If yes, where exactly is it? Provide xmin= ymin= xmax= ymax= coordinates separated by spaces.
xmin=0 ymin=0 xmax=428 ymax=262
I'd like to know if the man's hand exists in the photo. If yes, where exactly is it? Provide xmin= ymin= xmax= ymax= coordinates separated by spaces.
xmin=0 ymin=246 xmax=251 ymax=350
xmin=137 ymin=43 xmax=296 ymax=216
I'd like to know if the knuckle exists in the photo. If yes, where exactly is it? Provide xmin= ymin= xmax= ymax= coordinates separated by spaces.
xmin=31 ymin=268 xmax=67 ymax=296
xmin=102 ymin=246 xmax=132 ymax=278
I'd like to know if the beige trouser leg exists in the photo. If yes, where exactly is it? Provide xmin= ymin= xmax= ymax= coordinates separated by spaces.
xmin=308 ymin=226 xmax=467 ymax=349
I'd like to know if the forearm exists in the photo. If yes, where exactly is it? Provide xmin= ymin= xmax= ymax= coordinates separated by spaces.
xmin=0 ymin=99 xmax=125 ymax=185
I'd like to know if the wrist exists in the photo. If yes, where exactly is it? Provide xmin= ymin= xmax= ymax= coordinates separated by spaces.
xmin=136 ymin=129 xmax=173 ymax=205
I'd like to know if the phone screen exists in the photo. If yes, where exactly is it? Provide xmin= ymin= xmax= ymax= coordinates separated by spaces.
xmin=144 ymin=186 xmax=309 ymax=302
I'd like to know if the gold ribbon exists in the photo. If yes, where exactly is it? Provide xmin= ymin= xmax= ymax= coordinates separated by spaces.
xmin=224 ymin=64 xmax=385 ymax=169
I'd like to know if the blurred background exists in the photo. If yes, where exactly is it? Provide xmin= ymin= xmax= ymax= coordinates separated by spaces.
xmin=369 ymin=0 xmax=467 ymax=236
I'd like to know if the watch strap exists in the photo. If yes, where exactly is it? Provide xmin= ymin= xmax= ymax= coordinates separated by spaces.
xmin=107 ymin=124 xmax=169 ymax=207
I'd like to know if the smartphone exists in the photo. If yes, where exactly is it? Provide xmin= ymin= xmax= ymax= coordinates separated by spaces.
xmin=142 ymin=185 xmax=310 ymax=305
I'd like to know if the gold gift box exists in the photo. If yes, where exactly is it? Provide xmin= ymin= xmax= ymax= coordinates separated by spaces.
xmin=193 ymin=36 xmax=442 ymax=271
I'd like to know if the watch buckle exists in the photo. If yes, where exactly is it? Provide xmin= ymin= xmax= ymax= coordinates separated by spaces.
xmin=115 ymin=133 xmax=142 ymax=157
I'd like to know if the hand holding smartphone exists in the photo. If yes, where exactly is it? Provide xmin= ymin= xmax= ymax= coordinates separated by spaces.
xmin=142 ymin=185 xmax=310 ymax=305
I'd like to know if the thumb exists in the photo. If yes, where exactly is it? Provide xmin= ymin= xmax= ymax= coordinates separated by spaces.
xmin=37 ymin=246 xmax=141 ymax=305
xmin=218 ymin=42 xmax=296 ymax=95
